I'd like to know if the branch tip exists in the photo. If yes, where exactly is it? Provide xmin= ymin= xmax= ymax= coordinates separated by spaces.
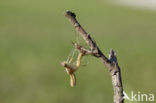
xmin=109 ymin=49 xmax=118 ymax=63
xmin=65 ymin=10 xmax=76 ymax=18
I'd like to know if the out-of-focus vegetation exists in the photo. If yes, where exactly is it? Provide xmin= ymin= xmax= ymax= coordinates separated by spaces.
xmin=0 ymin=0 xmax=156 ymax=103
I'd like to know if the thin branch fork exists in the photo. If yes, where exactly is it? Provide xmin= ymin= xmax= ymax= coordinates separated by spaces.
xmin=62 ymin=10 xmax=124 ymax=103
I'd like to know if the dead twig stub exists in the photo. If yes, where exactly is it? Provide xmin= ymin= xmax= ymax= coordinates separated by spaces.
xmin=61 ymin=10 xmax=124 ymax=103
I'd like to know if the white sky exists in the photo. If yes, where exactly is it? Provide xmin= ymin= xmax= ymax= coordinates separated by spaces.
xmin=111 ymin=0 xmax=156 ymax=11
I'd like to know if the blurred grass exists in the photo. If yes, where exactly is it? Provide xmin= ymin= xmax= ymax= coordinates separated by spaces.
xmin=0 ymin=0 xmax=156 ymax=103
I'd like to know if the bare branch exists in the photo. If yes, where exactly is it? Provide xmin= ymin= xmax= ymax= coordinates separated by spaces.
xmin=63 ymin=10 xmax=124 ymax=103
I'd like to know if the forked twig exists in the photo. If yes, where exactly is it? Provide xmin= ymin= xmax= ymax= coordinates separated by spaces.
xmin=61 ymin=10 xmax=124 ymax=103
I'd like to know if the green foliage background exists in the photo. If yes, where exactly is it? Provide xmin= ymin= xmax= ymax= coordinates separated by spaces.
xmin=0 ymin=0 xmax=156 ymax=103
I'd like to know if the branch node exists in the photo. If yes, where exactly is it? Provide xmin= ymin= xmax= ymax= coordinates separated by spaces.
xmin=73 ymin=42 xmax=92 ymax=56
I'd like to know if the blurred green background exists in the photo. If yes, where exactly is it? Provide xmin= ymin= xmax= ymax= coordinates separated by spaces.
xmin=0 ymin=0 xmax=156 ymax=103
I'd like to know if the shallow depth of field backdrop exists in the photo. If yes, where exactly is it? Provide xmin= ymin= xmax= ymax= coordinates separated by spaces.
xmin=0 ymin=0 xmax=156 ymax=103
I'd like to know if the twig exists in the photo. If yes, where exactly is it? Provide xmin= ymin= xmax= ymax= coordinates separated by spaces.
xmin=62 ymin=10 xmax=124 ymax=103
